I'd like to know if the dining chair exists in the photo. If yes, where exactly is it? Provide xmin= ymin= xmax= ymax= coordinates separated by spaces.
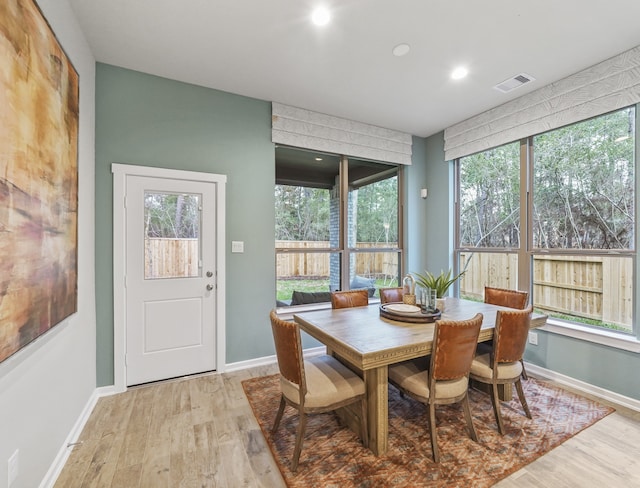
xmin=379 ymin=287 xmax=404 ymax=304
xmin=330 ymin=289 xmax=369 ymax=309
xmin=269 ymin=310 xmax=368 ymax=471
xmin=388 ymin=313 xmax=483 ymax=462
xmin=484 ymin=286 xmax=530 ymax=379
xmin=469 ymin=307 xmax=533 ymax=435
xmin=484 ymin=286 xmax=528 ymax=310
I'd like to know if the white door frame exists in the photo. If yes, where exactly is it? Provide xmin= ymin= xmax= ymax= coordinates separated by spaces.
xmin=112 ymin=163 xmax=226 ymax=393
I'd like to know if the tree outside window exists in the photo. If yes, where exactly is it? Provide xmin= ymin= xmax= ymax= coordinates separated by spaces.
xmin=457 ymin=106 xmax=635 ymax=334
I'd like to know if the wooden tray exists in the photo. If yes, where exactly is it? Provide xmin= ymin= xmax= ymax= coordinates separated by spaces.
xmin=379 ymin=303 xmax=442 ymax=323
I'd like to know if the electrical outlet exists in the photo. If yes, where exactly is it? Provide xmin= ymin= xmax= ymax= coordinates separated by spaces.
xmin=8 ymin=449 xmax=19 ymax=487
xmin=528 ymin=331 xmax=538 ymax=346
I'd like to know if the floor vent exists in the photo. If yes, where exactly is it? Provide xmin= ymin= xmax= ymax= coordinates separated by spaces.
xmin=494 ymin=73 xmax=535 ymax=93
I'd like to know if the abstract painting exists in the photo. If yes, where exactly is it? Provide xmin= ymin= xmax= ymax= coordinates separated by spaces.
xmin=0 ymin=0 xmax=79 ymax=363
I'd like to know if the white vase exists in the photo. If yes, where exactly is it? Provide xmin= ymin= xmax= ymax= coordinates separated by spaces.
xmin=436 ymin=297 xmax=446 ymax=312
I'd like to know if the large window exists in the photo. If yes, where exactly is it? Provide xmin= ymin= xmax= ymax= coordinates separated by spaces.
xmin=456 ymin=106 xmax=636 ymax=334
xmin=457 ymin=141 xmax=523 ymax=299
xmin=275 ymin=147 xmax=402 ymax=308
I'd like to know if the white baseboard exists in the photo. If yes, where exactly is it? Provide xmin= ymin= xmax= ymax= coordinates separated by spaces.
xmin=39 ymin=388 xmax=99 ymax=487
xmin=223 ymin=346 xmax=325 ymax=372
xmin=40 ymin=385 xmax=127 ymax=487
xmin=525 ymin=362 xmax=640 ymax=413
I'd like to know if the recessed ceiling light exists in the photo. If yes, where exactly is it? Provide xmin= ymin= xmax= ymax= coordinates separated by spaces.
xmin=311 ymin=7 xmax=331 ymax=26
xmin=392 ymin=43 xmax=411 ymax=57
xmin=451 ymin=67 xmax=468 ymax=80
xmin=315 ymin=157 xmax=323 ymax=161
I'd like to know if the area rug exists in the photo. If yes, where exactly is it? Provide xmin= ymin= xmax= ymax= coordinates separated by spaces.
xmin=242 ymin=374 xmax=614 ymax=488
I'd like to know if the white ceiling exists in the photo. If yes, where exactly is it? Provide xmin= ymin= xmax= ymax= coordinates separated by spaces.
xmin=69 ymin=0 xmax=640 ymax=138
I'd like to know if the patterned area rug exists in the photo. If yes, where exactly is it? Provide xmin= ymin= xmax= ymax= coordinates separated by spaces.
xmin=242 ymin=374 xmax=614 ymax=488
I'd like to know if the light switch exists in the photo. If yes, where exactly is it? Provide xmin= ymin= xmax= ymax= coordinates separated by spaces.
xmin=231 ymin=241 xmax=244 ymax=253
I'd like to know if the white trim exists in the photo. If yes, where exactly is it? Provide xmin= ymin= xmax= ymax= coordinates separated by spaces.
xmin=525 ymin=362 xmax=640 ymax=413
xmin=39 ymin=389 xmax=101 ymax=488
xmin=540 ymin=319 xmax=640 ymax=354
xmin=223 ymin=346 xmax=326 ymax=373
xmin=111 ymin=163 xmax=227 ymax=393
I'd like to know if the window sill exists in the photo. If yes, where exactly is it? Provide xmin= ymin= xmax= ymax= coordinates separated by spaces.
xmin=275 ymin=302 xmax=333 ymax=321
xmin=541 ymin=319 xmax=640 ymax=353
xmin=276 ymin=298 xmax=381 ymax=321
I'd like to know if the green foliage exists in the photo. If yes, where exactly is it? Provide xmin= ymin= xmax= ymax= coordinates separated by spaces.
xmin=275 ymin=185 xmax=330 ymax=241
xmin=459 ymin=107 xmax=635 ymax=250
xmin=459 ymin=142 xmax=521 ymax=248
xmin=412 ymin=268 xmax=465 ymax=298
xmin=354 ymin=176 xmax=398 ymax=243
xmin=531 ymin=108 xmax=634 ymax=249
xmin=145 ymin=193 xmax=200 ymax=238
xmin=275 ymin=173 xmax=398 ymax=244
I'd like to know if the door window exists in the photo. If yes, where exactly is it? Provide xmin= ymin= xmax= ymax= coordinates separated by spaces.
xmin=144 ymin=191 xmax=201 ymax=279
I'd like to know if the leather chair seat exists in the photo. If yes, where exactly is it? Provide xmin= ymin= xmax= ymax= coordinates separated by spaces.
xmin=470 ymin=353 xmax=522 ymax=380
xmin=280 ymin=355 xmax=365 ymax=409
xmin=389 ymin=359 xmax=468 ymax=402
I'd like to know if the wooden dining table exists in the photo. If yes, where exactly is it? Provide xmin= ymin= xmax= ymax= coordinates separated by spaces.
xmin=293 ymin=297 xmax=548 ymax=456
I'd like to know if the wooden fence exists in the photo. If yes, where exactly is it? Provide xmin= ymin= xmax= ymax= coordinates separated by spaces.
xmin=459 ymin=252 xmax=632 ymax=329
xmin=145 ymin=239 xmax=632 ymax=329
xmin=276 ymin=240 xmax=399 ymax=279
xmin=145 ymin=238 xmax=199 ymax=279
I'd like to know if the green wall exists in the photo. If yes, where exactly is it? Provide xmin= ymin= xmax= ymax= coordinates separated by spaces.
xmin=96 ymin=64 xmax=276 ymax=386
xmin=406 ymin=132 xmax=454 ymax=279
xmin=525 ymin=331 xmax=640 ymax=399
xmin=96 ymin=63 xmax=639 ymax=402
xmin=95 ymin=63 xmax=429 ymax=385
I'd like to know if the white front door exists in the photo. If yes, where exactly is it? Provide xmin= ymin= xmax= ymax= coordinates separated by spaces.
xmin=124 ymin=173 xmax=218 ymax=386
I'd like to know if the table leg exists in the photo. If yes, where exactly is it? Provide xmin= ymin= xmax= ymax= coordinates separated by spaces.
xmin=364 ymin=366 xmax=388 ymax=455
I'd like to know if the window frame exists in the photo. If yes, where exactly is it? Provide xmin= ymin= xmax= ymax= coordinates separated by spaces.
xmin=454 ymin=106 xmax=637 ymax=343
xmin=275 ymin=148 xmax=404 ymax=311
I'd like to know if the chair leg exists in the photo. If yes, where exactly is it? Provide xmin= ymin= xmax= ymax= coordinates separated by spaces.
xmin=272 ymin=395 xmax=286 ymax=433
xmin=490 ymin=383 xmax=505 ymax=435
xmin=291 ymin=409 xmax=307 ymax=472
xmin=360 ymin=397 xmax=369 ymax=448
xmin=461 ymin=394 xmax=478 ymax=442
xmin=514 ymin=378 xmax=532 ymax=419
xmin=520 ymin=359 xmax=528 ymax=380
xmin=428 ymin=402 xmax=439 ymax=462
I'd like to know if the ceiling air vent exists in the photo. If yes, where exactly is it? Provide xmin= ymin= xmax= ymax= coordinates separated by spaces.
xmin=493 ymin=73 xmax=535 ymax=93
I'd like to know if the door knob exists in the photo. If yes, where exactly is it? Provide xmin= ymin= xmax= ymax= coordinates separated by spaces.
xmin=206 ymin=284 xmax=214 ymax=291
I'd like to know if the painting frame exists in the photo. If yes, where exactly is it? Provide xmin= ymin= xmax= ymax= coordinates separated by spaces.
xmin=0 ymin=0 xmax=79 ymax=363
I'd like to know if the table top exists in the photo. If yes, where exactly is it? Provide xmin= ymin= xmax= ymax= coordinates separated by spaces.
xmin=293 ymin=297 xmax=547 ymax=371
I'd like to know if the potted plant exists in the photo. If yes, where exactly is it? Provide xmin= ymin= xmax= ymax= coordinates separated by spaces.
xmin=413 ymin=268 xmax=465 ymax=311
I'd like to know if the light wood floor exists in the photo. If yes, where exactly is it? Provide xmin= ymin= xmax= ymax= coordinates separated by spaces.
xmin=55 ymin=365 xmax=640 ymax=487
